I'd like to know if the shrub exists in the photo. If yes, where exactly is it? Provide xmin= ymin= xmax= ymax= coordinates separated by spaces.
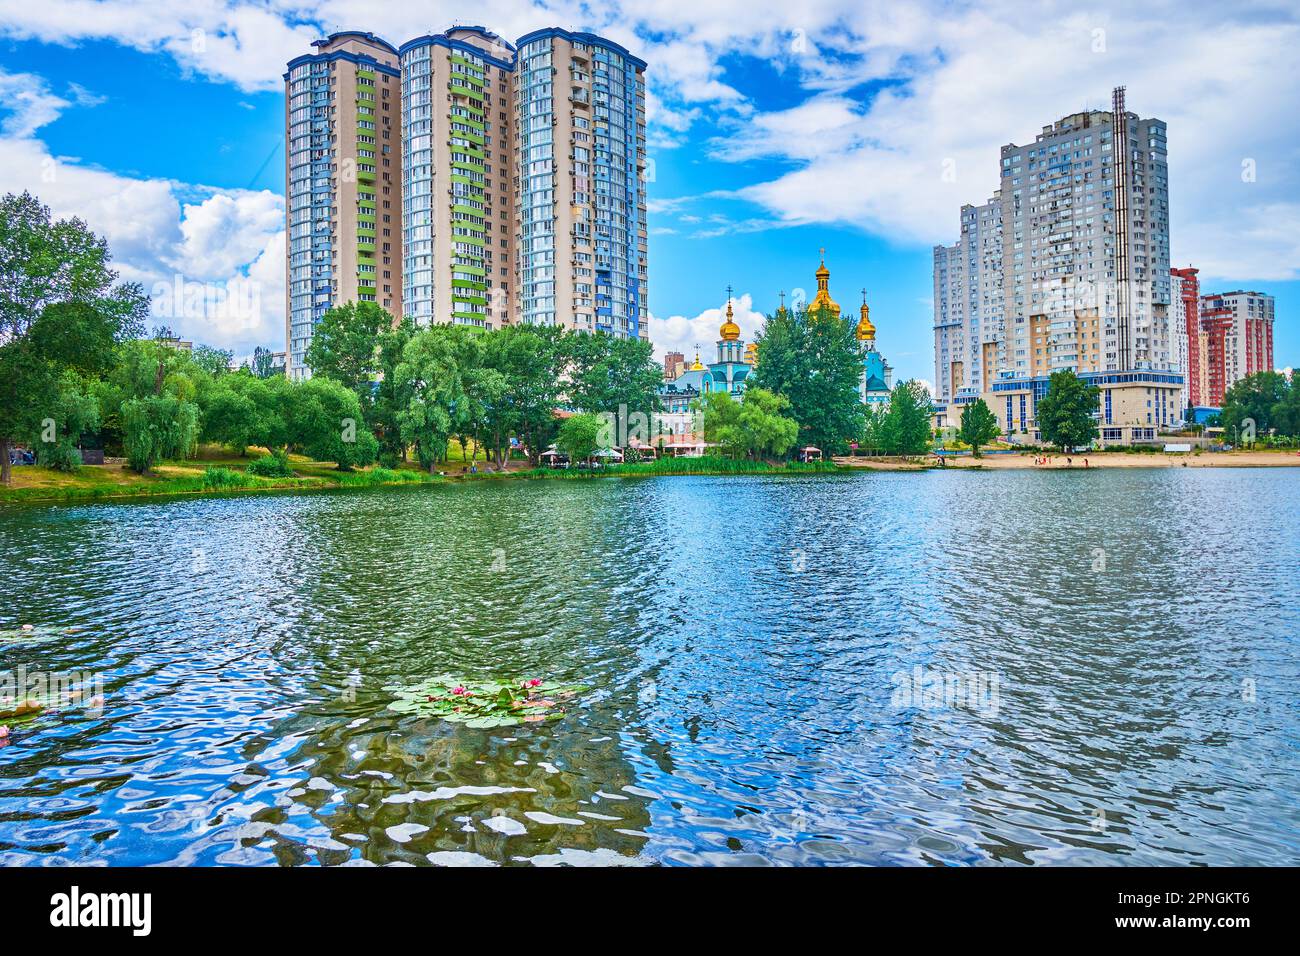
xmin=245 ymin=450 xmax=294 ymax=478
xmin=201 ymin=466 xmax=252 ymax=490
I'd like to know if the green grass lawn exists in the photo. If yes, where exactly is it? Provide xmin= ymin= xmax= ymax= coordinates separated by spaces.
xmin=1 ymin=447 xmax=847 ymax=504
xmin=0 ymin=446 xmax=440 ymax=504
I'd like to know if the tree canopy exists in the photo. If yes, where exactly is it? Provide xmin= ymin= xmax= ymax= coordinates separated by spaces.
xmin=751 ymin=304 xmax=864 ymax=454
xmin=1035 ymin=370 xmax=1100 ymax=453
xmin=700 ymin=387 xmax=799 ymax=460
xmin=863 ymin=380 xmax=933 ymax=456
xmin=958 ymin=398 xmax=1001 ymax=458
xmin=0 ymin=192 xmax=148 ymax=482
xmin=1221 ymin=371 xmax=1296 ymax=440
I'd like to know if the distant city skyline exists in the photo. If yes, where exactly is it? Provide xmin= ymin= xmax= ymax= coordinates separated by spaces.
xmin=0 ymin=1 xmax=1295 ymax=386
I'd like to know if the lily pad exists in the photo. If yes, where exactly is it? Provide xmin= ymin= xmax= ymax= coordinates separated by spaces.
xmin=0 ymin=626 xmax=72 ymax=645
xmin=384 ymin=676 xmax=586 ymax=728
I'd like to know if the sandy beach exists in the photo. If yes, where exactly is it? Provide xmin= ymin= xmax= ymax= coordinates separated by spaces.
xmin=835 ymin=450 xmax=1300 ymax=470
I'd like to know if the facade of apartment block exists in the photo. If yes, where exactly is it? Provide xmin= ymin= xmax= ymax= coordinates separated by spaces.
xmin=285 ymin=27 xmax=648 ymax=377
xmin=399 ymin=28 xmax=516 ymax=329
xmin=516 ymin=29 xmax=648 ymax=340
xmin=1197 ymin=290 xmax=1275 ymax=406
xmin=285 ymin=32 xmax=403 ymax=379
xmin=1170 ymin=267 xmax=1199 ymax=409
xmin=932 ymin=195 xmax=1003 ymax=404
xmin=934 ymin=89 xmax=1175 ymax=408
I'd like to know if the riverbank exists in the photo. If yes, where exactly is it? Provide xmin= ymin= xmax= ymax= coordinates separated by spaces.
xmin=0 ymin=451 xmax=841 ymax=503
xmin=0 ymin=453 xmax=442 ymax=503
xmin=8 ymin=447 xmax=1299 ymax=504
xmin=835 ymin=449 xmax=1300 ymax=470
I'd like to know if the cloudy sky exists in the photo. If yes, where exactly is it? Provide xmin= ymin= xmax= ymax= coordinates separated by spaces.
xmin=1 ymin=0 xmax=1296 ymax=381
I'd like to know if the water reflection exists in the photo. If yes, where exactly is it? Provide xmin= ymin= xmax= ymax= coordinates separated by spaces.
xmin=1 ymin=470 xmax=1297 ymax=865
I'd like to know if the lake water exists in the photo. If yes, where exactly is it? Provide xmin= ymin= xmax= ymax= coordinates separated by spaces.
xmin=1 ymin=470 xmax=1297 ymax=866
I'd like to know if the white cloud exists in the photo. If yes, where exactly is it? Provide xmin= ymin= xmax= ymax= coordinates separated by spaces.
xmin=705 ymin=4 xmax=1300 ymax=280
xmin=0 ymin=69 xmax=79 ymax=136
xmin=648 ymin=293 xmax=765 ymax=362
xmin=2 ymin=0 xmax=1295 ymax=344
xmin=0 ymin=68 xmax=285 ymax=352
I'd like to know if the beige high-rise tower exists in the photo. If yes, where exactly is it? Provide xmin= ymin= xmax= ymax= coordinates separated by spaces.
xmin=284 ymin=32 xmax=403 ymax=379
xmin=399 ymin=28 xmax=517 ymax=328
xmin=287 ymin=26 xmax=648 ymax=366
xmin=515 ymin=29 xmax=648 ymax=339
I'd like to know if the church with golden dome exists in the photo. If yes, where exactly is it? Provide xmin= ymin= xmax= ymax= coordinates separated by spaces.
xmin=658 ymin=253 xmax=891 ymax=414
xmin=800 ymin=252 xmax=893 ymax=407
xmin=659 ymin=287 xmax=755 ymax=413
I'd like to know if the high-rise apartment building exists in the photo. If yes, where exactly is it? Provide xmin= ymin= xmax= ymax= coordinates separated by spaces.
xmin=933 ymin=195 xmax=1003 ymax=404
xmin=516 ymin=29 xmax=648 ymax=339
xmin=998 ymin=88 xmax=1171 ymax=377
xmin=285 ymin=32 xmax=403 ymax=379
xmin=1197 ymin=290 xmax=1275 ymax=405
xmin=935 ymin=89 xmax=1172 ymax=384
xmin=1170 ymin=266 xmax=1200 ymax=408
xmin=399 ymin=28 xmax=516 ymax=328
xmin=286 ymin=26 xmax=648 ymax=374
xmin=933 ymin=88 xmax=1185 ymax=445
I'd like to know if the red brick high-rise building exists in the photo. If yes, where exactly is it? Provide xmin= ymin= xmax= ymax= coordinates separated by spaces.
xmin=1198 ymin=291 xmax=1275 ymax=406
xmin=1171 ymin=267 xmax=1201 ymax=407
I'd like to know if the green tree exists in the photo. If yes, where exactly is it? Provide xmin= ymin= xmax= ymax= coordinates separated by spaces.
xmin=1270 ymin=376 xmax=1300 ymax=438
xmin=0 ymin=192 xmax=147 ymax=482
xmin=200 ymin=373 xmax=286 ymax=456
xmin=699 ymin=391 xmax=745 ymax=456
xmin=958 ymin=398 xmax=1001 ymax=458
xmin=1221 ymin=370 xmax=1290 ymax=441
xmin=515 ymin=326 xmax=569 ymax=465
xmin=1035 ymin=370 xmax=1100 ymax=453
xmin=877 ymin=380 xmax=934 ymax=456
xmin=122 ymin=395 xmax=200 ymax=473
xmin=569 ymin=332 xmax=663 ymax=418
xmin=393 ymin=327 xmax=464 ymax=473
xmin=751 ymin=305 xmax=864 ymax=453
xmin=701 ymin=387 xmax=799 ymax=460
xmin=303 ymin=301 xmax=394 ymax=395
xmin=556 ymin=413 xmax=602 ymax=465
xmin=191 ymin=344 xmax=233 ymax=378
xmin=248 ymin=346 xmax=283 ymax=379
xmin=33 ymin=372 xmax=100 ymax=472
xmin=282 ymin=377 xmax=378 ymax=469
xmin=860 ymin=404 xmax=888 ymax=454
xmin=371 ymin=317 xmax=417 ymax=458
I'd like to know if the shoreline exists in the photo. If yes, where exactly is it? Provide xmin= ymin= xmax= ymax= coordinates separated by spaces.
xmin=4 ymin=450 xmax=1299 ymax=505
xmin=835 ymin=450 xmax=1300 ymax=470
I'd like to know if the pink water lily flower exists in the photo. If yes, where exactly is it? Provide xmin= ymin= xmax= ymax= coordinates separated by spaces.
xmin=452 ymin=686 xmax=468 ymax=695
xmin=527 ymin=679 xmax=543 ymax=687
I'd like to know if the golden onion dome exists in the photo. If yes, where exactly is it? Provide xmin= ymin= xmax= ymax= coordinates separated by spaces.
xmin=856 ymin=300 xmax=876 ymax=341
xmin=689 ymin=351 xmax=705 ymax=372
xmin=809 ymin=250 xmax=840 ymax=317
xmin=719 ymin=299 xmax=741 ymax=341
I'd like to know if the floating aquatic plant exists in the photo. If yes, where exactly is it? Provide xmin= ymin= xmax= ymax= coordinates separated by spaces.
xmin=0 ymin=625 xmax=74 ymax=645
xmin=385 ymin=677 xmax=586 ymax=728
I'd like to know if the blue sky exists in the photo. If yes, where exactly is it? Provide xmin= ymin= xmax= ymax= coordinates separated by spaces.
xmin=1 ymin=1 xmax=1296 ymax=387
